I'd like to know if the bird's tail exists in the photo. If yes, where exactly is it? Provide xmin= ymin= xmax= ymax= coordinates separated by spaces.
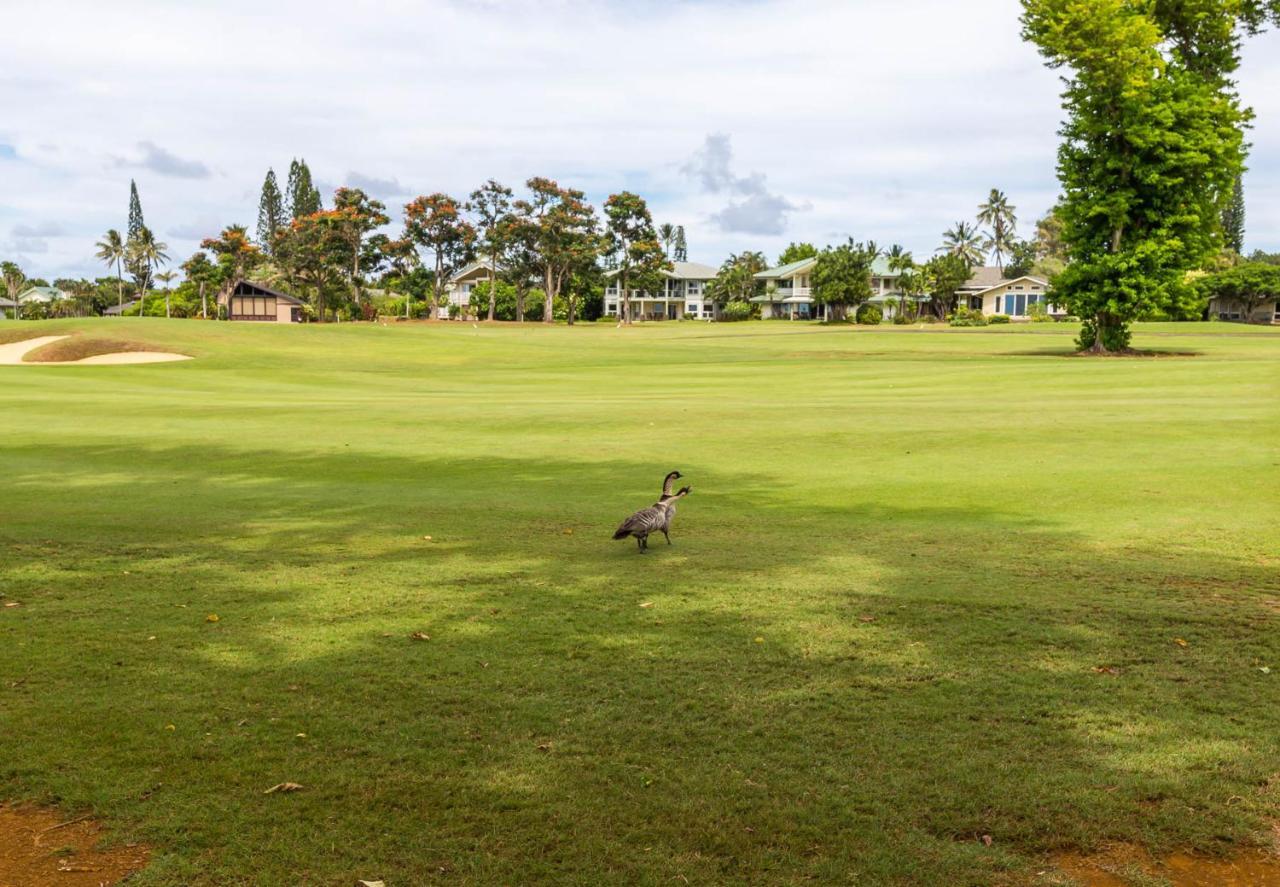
xmin=612 ymin=527 xmax=630 ymax=540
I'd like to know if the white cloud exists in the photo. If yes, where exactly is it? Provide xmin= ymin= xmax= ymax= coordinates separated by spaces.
xmin=2 ymin=0 xmax=1279 ymax=277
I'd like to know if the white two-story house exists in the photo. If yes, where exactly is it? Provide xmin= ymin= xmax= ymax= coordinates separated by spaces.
xmin=751 ymin=256 xmax=908 ymax=319
xmin=955 ymin=267 xmax=1055 ymax=317
xmin=604 ymin=261 xmax=719 ymax=321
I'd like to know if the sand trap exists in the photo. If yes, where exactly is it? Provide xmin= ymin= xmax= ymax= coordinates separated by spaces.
xmin=0 ymin=336 xmax=191 ymax=366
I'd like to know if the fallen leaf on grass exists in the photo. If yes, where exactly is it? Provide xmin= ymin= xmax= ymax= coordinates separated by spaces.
xmin=1173 ymin=637 xmax=1188 ymax=647
xmin=3 ymin=601 xmax=20 ymax=608
xmin=357 ymin=881 xmax=386 ymax=887
xmin=1261 ymin=666 xmax=1272 ymax=674
xmin=859 ymin=615 xmax=876 ymax=623
xmin=263 ymin=782 xmax=304 ymax=794
xmin=205 ymin=614 xmax=220 ymax=623
xmin=1092 ymin=666 xmax=1122 ymax=675
xmin=409 ymin=631 xmax=430 ymax=641
xmin=422 ymin=535 xmax=432 ymax=541
xmin=536 ymin=742 xmax=552 ymax=752
xmin=639 ymin=601 xmax=654 ymax=608
xmin=562 ymin=528 xmax=574 ymax=535
xmin=754 ymin=637 xmax=764 ymax=644
xmin=980 ymin=834 xmax=993 ymax=846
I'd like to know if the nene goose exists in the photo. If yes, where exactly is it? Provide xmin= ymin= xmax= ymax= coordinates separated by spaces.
xmin=613 ymin=472 xmax=692 ymax=553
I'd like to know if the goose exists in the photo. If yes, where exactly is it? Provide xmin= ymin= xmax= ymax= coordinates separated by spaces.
xmin=613 ymin=473 xmax=692 ymax=553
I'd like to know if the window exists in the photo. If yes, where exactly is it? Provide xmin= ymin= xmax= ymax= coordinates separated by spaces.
xmin=686 ymin=303 xmax=697 ymax=315
xmin=606 ymin=302 xmax=618 ymax=314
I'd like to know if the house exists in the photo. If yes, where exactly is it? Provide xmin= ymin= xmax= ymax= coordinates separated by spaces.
xmin=218 ymin=280 xmax=303 ymax=323
xmin=440 ymin=259 xmax=502 ymax=319
xmin=1209 ymin=294 xmax=1280 ymax=324
xmin=751 ymin=256 xmax=910 ymax=319
xmin=16 ymin=285 xmax=67 ymax=305
xmin=604 ymin=261 xmax=719 ymax=321
xmin=956 ymin=267 xmax=1055 ymax=318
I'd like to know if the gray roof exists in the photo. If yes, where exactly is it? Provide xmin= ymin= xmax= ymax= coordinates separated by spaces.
xmin=755 ymin=255 xmax=902 ymax=281
xmin=667 ymin=261 xmax=719 ymax=280
xmin=104 ymin=299 xmax=141 ymax=315
xmin=959 ymin=266 xmax=1008 ymax=290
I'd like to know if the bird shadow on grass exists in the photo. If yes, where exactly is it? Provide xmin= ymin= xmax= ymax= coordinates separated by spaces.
xmin=2 ymin=442 xmax=1279 ymax=885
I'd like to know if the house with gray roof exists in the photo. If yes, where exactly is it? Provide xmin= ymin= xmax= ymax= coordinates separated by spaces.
xmin=751 ymin=256 xmax=913 ymax=320
xmin=956 ymin=267 xmax=1055 ymax=317
xmin=604 ymin=261 xmax=720 ymax=321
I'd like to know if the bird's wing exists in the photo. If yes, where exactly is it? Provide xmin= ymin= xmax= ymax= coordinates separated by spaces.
xmin=616 ymin=504 xmax=665 ymax=536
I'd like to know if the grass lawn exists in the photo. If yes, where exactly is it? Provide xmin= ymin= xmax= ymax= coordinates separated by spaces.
xmin=1 ymin=318 xmax=1278 ymax=885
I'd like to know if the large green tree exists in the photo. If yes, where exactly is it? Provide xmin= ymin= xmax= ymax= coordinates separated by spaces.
xmin=778 ymin=242 xmax=819 ymax=266
xmin=923 ymin=253 xmax=974 ymax=319
xmin=1197 ymin=261 xmax=1280 ymax=322
xmin=977 ymin=189 xmax=1018 ymax=268
xmin=286 ymin=158 xmax=322 ymax=220
xmin=181 ymin=251 xmax=220 ymax=319
xmin=516 ymin=178 xmax=598 ymax=324
xmin=127 ymin=180 xmax=145 ymax=241
xmin=1222 ymin=172 xmax=1246 ymax=254
xmin=201 ymin=225 xmax=263 ymax=311
xmin=812 ymin=239 xmax=879 ymax=321
xmin=332 ymin=187 xmax=390 ymax=307
xmin=1021 ymin=0 xmax=1271 ymax=351
xmin=673 ymin=226 xmax=688 ymax=262
xmin=276 ymin=211 xmax=351 ymax=322
xmin=256 ymin=169 xmax=286 ymax=254
xmin=402 ymin=193 xmax=476 ymax=319
xmin=468 ymin=180 xmax=514 ymax=322
xmin=603 ymin=191 xmax=667 ymax=325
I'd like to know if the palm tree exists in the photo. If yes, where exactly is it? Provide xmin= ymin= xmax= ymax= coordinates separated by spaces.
xmin=95 ymin=229 xmax=127 ymax=313
xmin=658 ymin=223 xmax=676 ymax=258
xmin=939 ymin=221 xmax=986 ymax=266
xmin=2 ymin=262 xmax=26 ymax=320
xmin=155 ymin=270 xmax=177 ymax=318
xmin=128 ymin=227 xmax=169 ymax=318
xmin=976 ymin=189 xmax=1018 ymax=268
xmin=885 ymin=244 xmax=914 ymax=272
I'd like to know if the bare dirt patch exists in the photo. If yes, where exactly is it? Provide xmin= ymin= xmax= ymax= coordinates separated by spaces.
xmin=1053 ymin=838 xmax=1280 ymax=886
xmin=0 ymin=803 xmax=149 ymax=886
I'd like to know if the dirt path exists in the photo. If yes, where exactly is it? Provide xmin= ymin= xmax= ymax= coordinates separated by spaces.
xmin=0 ymin=804 xmax=149 ymax=886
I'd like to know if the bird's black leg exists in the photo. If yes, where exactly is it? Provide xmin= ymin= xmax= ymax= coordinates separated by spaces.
xmin=636 ymin=536 xmax=645 ymax=553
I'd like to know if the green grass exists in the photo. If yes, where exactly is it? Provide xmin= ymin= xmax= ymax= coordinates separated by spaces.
xmin=1 ymin=318 xmax=1278 ymax=886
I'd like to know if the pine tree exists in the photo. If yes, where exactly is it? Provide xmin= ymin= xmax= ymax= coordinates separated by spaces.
xmin=286 ymin=158 xmax=322 ymax=219
xmin=1222 ymin=173 xmax=1245 ymax=255
xmin=673 ymin=225 xmax=688 ymax=262
xmin=257 ymin=169 xmax=285 ymax=254
xmin=127 ymin=180 xmax=145 ymax=241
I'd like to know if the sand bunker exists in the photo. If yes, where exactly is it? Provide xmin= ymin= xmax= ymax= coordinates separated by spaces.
xmin=1054 ymin=840 xmax=1280 ymax=886
xmin=0 ymin=803 xmax=149 ymax=886
xmin=0 ymin=335 xmax=190 ymax=366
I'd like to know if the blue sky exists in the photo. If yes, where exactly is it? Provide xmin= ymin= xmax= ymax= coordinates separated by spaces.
xmin=3 ymin=0 xmax=1279 ymax=280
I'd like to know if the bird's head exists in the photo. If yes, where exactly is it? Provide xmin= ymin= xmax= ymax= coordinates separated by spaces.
xmin=667 ymin=470 xmax=683 ymax=480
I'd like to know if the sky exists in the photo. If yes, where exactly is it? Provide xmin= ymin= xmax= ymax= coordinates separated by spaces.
xmin=3 ymin=0 xmax=1279 ymax=280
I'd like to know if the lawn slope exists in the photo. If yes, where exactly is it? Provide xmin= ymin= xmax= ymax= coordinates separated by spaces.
xmin=1 ymin=318 xmax=1278 ymax=885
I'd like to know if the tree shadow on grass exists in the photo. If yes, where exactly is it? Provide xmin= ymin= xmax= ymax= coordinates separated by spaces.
xmin=2 ymin=443 xmax=1279 ymax=885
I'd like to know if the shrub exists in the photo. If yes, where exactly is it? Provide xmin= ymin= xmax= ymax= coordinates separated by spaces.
xmin=892 ymin=313 xmax=914 ymax=325
xmin=719 ymin=300 xmax=754 ymax=322
xmin=1027 ymin=302 xmax=1054 ymax=323
xmin=988 ymin=313 xmax=1012 ymax=324
xmin=856 ymin=304 xmax=883 ymax=325
xmin=949 ymin=306 xmax=988 ymax=327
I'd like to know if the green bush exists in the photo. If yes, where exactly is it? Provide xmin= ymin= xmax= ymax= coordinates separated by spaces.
xmin=892 ymin=313 xmax=914 ymax=325
xmin=1027 ymin=302 xmax=1054 ymax=323
xmin=988 ymin=314 xmax=1012 ymax=324
xmin=856 ymin=304 xmax=883 ymax=325
xmin=719 ymin=300 xmax=754 ymax=322
xmin=949 ymin=306 xmax=988 ymax=327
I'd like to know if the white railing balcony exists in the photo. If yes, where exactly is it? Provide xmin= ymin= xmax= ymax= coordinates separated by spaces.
xmin=773 ymin=286 xmax=812 ymax=300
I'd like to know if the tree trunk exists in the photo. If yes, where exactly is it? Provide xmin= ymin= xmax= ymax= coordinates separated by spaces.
xmin=621 ymin=269 xmax=631 ymax=325
xmin=516 ymin=286 xmax=525 ymax=323
xmin=165 ymin=292 xmax=171 ymax=318
xmin=487 ymin=265 xmax=496 ymax=322
xmin=200 ymin=281 xmax=207 ymax=319
xmin=116 ymin=263 xmax=124 ymax=313
xmin=405 ymin=290 xmax=412 ymax=320
xmin=543 ymin=269 xmax=555 ymax=323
